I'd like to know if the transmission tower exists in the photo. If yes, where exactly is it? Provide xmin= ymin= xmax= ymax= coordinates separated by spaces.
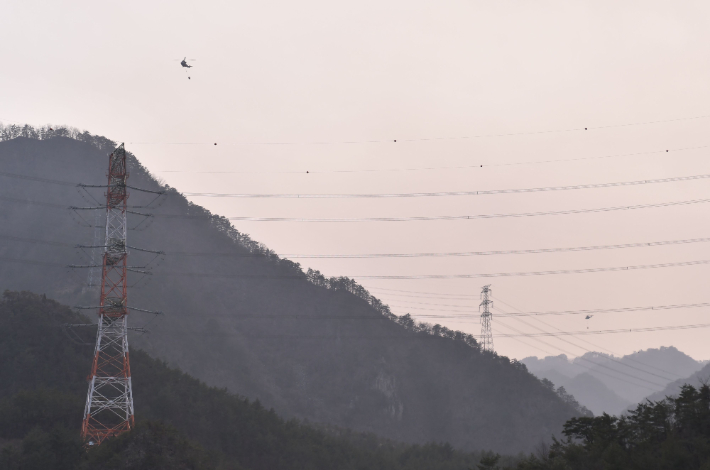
xmin=81 ymin=144 xmax=135 ymax=445
xmin=479 ymin=285 xmax=494 ymax=352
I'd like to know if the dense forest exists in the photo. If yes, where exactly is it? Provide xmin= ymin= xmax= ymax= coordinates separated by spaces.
xmin=0 ymin=125 xmax=587 ymax=452
xmin=0 ymin=290 xmax=516 ymax=470
xmin=516 ymin=384 xmax=710 ymax=470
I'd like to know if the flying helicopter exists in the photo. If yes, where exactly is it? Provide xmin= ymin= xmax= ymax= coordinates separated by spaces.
xmin=585 ymin=315 xmax=593 ymax=329
xmin=174 ymin=58 xmax=196 ymax=79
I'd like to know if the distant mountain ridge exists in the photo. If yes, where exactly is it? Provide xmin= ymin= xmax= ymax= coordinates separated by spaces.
xmin=643 ymin=362 xmax=710 ymax=404
xmin=522 ymin=346 xmax=705 ymax=415
xmin=0 ymin=125 xmax=586 ymax=453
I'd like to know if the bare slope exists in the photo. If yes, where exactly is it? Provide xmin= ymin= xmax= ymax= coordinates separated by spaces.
xmin=0 ymin=131 xmax=583 ymax=452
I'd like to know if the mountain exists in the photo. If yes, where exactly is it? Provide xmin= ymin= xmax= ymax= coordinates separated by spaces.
xmin=0 ymin=125 xmax=586 ymax=453
xmin=0 ymin=289 xmax=504 ymax=470
xmin=522 ymin=354 xmax=582 ymax=379
xmin=522 ymin=347 xmax=704 ymax=415
xmin=643 ymin=362 xmax=710 ymax=404
xmin=584 ymin=347 xmax=704 ymax=403
xmin=558 ymin=373 xmax=630 ymax=417
xmin=533 ymin=369 xmax=574 ymax=390
xmin=524 ymin=362 xmax=630 ymax=416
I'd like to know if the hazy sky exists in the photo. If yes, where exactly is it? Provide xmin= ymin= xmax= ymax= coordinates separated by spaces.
xmin=3 ymin=0 xmax=710 ymax=361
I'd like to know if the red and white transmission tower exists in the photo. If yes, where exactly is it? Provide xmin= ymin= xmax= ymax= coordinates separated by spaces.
xmin=82 ymin=143 xmax=135 ymax=445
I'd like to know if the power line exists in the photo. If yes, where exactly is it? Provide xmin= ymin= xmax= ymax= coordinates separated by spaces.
xmin=0 ymin=194 xmax=67 ymax=209
xmin=495 ymin=298 xmax=673 ymax=380
xmin=158 ymin=145 xmax=709 ymax=175
xmin=493 ymin=322 xmax=710 ymax=338
xmin=386 ymin=300 xmax=710 ymax=318
xmin=3 ymin=253 xmax=707 ymax=343
xmin=495 ymin=305 xmax=673 ymax=386
xmin=2 ymin=192 xmax=691 ymax=224
xmin=31 ymin=257 xmax=694 ymax=280
xmin=1 ymin=235 xmax=707 ymax=320
xmin=0 ymin=170 xmax=78 ymax=187
xmin=492 ymin=316 xmax=663 ymax=391
xmin=347 ymin=259 xmax=710 ymax=279
xmin=181 ymin=173 xmax=710 ymax=199
xmin=5 ymin=232 xmax=710 ymax=281
xmin=192 ymin=197 xmax=710 ymax=223
xmin=368 ymin=287 xmax=480 ymax=297
xmin=493 ymin=296 xmax=686 ymax=380
xmin=0 ymin=233 xmax=75 ymax=248
xmin=6 ymin=231 xmax=710 ymax=262
xmin=128 ymin=113 xmax=710 ymax=146
xmin=122 ymin=236 xmax=710 ymax=259
xmin=7 ymin=166 xmax=710 ymax=201
xmin=4 ymin=174 xmax=710 ymax=224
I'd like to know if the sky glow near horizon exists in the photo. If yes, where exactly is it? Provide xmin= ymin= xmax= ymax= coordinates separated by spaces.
xmin=2 ymin=0 xmax=710 ymax=361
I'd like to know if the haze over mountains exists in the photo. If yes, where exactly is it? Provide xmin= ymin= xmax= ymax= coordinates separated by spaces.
xmin=0 ymin=127 xmax=589 ymax=453
xmin=644 ymin=362 xmax=710 ymax=404
xmin=522 ymin=346 xmax=707 ymax=415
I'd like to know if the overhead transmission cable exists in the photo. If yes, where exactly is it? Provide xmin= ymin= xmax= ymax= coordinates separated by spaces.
xmin=490 ymin=315 xmax=664 ymax=391
xmin=384 ymin=299 xmax=710 ymax=319
xmin=128 ymin=113 xmax=710 ymax=146
xmin=4 ymin=232 xmax=710 ymax=261
xmin=158 ymin=144 xmax=709 ymax=175
xmin=181 ymin=173 xmax=710 ymax=199
xmin=6 ymin=188 xmax=677 ymax=229
xmin=164 ymin=236 xmax=710 ymax=259
xmin=3 ymin=252 xmax=710 ymax=340
xmin=346 ymin=259 xmax=710 ymax=279
xmin=5 ymin=232 xmax=710 ymax=281
xmin=493 ymin=296 xmax=686 ymax=380
xmin=487 ymin=322 xmax=710 ymax=338
xmin=4 ymin=175 xmax=710 ymax=224
xmin=2 ymin=233 xmax=709 ymax=318
xmin=6 ymin=169 xmax=710 ymax=199
xmin=186 ymin=197 xmax=710 ymax=223
xmin=493 ymin=306 xmax=669 ymax=386
xmin=493 ymin=297 xmax=680 ymax=380
xmin=8 ymin=254 xmax=710 ymax=281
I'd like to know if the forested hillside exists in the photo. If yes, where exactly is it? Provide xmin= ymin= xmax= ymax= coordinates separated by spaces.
xmin=0 ymin=126 xmax=586 ymax=452
xmin=0 ymin=290 xmax=509 ymax=470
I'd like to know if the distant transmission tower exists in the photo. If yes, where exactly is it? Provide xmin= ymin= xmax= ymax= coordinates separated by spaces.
xmin=479 ymin=285 xmax=494 ymax=352
xmin=82 ymin=144 xmax=135 ymax=445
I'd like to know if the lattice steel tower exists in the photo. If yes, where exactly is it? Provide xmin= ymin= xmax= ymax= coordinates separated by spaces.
xmin=82 ymin=144 xmax=135 ymax=445
xmin=479 ymin=285 xmax=494 ymax=352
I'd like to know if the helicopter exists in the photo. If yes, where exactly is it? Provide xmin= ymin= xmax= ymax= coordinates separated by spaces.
xmin=174 ymin=57 xmax=196 ymax=79
xmin=584 ymin=315 xmax=593 ymax=329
